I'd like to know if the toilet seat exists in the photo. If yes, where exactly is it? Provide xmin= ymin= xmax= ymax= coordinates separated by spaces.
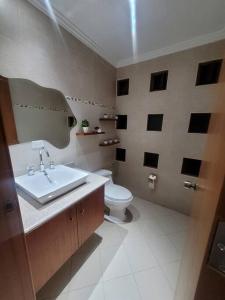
xmin=105 ymin=184 xmax=132 ymax=202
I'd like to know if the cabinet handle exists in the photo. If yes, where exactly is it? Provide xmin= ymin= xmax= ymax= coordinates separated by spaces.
xmin=80 ymin=208 xmax=85 ymax=216
xmin=4 ymin=200 xmax=14 ymax=214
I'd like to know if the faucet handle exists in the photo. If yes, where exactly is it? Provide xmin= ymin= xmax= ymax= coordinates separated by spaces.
xmin=27 ymin=165 xmax=35 ymax=176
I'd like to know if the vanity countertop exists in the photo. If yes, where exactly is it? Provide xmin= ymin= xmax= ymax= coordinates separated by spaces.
xmin=18 ymin=172 xmax=108 ymax=234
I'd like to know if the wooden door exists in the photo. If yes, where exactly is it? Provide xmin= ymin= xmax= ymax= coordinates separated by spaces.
xmin=194 ymin=180 xmax=225 ymax=300
xmin=175 ymin=62 xmax=225 ymax=300
xmin=26 ymin=207 xmax=79 ymax=292
xmin=77 ymin=187 xmax=104 ymax=246
xmin=0 ymin=88 xmax=35 ymax=299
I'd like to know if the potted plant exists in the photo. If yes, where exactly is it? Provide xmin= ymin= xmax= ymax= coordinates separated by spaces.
xmin=81 ymin=119 xmax=90 ymax=133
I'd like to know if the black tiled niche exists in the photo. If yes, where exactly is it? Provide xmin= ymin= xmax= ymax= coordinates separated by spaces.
xmin=147 ymin=114 xmax=164 ymax=131
xmin=116 ymin=115 xmax=127 ymax=129
xmin=68 ymin=116 xmax=76 ymax=128
xmin=116 ymin=148 xmax=126 ymax=162
xmin=181 ymin=158 xmax=202 ymax=177
xmin=150 ymin=70 xmax=168 ymax=92
xmin=188 ymin=113 xmax=211 ymax=134
xmin=144 ymin=152 xmax=159 ymax=168
xmin=196 ymin=59 xmax=223 ymax=86
xmin=117 ymin=79 xmax=129 ymax=96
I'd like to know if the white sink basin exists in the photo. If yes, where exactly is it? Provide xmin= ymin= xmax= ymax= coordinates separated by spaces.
xmin=15 ymin=165 xmax=89 ymax=204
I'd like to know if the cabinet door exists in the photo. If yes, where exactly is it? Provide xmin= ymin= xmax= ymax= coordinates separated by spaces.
xmin=77 ymin=187 xmax=104 ymax=246
xmin=26 ymin=208 xmax=78 ymax=292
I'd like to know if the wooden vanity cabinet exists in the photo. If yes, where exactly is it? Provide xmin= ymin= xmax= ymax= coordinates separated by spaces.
xmin=25 ymin=186 xmax=104 ymax=292
xmin=26 ymin=208 xmax=78 ymax=292
xmin=77 ymin=186 xmax=104 ymax=246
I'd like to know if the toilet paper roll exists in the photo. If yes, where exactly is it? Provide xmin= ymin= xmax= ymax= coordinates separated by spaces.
xmin=148 ymin=174 xmax=157 ymax=190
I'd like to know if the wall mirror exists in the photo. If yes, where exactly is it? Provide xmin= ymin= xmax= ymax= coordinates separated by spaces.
xmin=2 ymin=77 xmax=76 ymax=149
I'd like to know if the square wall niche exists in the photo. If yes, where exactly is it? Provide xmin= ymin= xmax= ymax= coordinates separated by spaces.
xmin=116 ymin=115 xmax=127 ymax=129
xmin=196 ymin=59 xmax=223 ymax=86
xmin=147 ymin=114 xmax=164 ymax=131
xmin=188 ymin=113 xmax=211 ymax=133
xmin=150 ymin=70 xmax=168 ymax=92
xmin=117 ymin=78 xmax=129 ymax=96
xmin=144 ymin=152 xmax=159 ymax=168
xmin=116 ymin=148 xmax=126 ymax=162
xmin=181 ymin=158 xmax=202 ymax=177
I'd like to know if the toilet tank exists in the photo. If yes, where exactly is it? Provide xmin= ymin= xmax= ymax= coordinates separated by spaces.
xmin=94 ymin=169 xmax=113 ymax=183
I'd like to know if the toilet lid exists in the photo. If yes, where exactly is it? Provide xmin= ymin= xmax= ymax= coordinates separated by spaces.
xmin=105 ymin=184 xmax=132 ymax=202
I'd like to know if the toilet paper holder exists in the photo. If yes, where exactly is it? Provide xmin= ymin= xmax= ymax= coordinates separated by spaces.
xmin=148 ymin=174 xmax=157 ymax=182
xmin=148 ymin=174 xmax=157 ymax=190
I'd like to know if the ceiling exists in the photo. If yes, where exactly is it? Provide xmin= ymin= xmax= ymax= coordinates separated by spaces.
xmin=29 ymin=0 xmax=225 ymax=67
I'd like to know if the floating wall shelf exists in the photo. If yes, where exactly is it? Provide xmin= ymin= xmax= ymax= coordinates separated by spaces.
xmin=99 ymin=141 xmax=120 ymax=147
xmin=99 ymin=118 xmax=117 ymax=121
xmin=76 ymin=132 xmax=105 ymax=136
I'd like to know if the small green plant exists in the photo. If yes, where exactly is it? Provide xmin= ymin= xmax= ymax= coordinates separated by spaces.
xmin=81 ymin=119 xmax=89 ymax=127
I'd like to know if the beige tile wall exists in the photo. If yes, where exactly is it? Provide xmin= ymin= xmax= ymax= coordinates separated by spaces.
xmin=1 ymin=1 xmax=225 ymax=215
xmin=0 ymin=0 xmax=116 ymax=175
xmin=115 ymin=40 xmax=225 ymax=214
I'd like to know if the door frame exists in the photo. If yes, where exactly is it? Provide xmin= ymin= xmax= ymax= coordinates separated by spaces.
xmin=0 ymin=76 xmax=35 ymax=300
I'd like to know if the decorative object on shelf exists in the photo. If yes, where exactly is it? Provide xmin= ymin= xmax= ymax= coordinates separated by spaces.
xmin=99 ymin=139 xmax=120 ymax=147
xmin=81 ymin=119 xmax=90 ymax=133
xmin=99 ymin=114 xmax=118 ymax=121
xmin=94 ymin=126 xmax=103 ymax=133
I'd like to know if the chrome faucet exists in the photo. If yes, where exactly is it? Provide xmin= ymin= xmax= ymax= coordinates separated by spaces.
xmin=39 ymin=146 xmax=54 ymax=171
xmin=31 ymin=141 xmax=55 ymax=180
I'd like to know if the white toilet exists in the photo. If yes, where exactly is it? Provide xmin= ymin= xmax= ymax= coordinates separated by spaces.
xmin=95 ymin=169 xmax=133 ymax=223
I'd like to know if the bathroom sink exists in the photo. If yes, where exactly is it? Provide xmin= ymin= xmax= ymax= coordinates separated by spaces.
xmin=15 ymin=165 xmax=89 ymax=204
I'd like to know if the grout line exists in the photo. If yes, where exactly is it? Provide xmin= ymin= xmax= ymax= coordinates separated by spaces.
xmin=131 ymin=272 xmax=143 ymax=300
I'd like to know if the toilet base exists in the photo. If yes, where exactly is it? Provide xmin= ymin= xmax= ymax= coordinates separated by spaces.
xmin=105 ymin=207 xmax=127 ymax=224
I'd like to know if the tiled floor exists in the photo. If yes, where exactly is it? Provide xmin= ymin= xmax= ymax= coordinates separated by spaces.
xmin=37 ymin=197 xmax=190 ymax=300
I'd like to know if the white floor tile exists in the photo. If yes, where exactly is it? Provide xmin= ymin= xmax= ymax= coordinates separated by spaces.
xmin=147 ymin=235 xmax=181 ymax=264
xmin=137 ymin=219 xmax=165 ymax=240
xmin=123 ymin=238 xmax=158 ymax=272
xmin=96 ymin=221 xmax=125 ymax=248
xmin=134 ymin=267 xmax=174 ymax=300
xmin=157 ymin=214 xmax=189 ymax=235
xmin=100 ymin=244 xmax=132 ymax=281
xmin=104 ymin=275 xmax=141 ymax=300
xmin=131 ymin=203 xmax=158 ymax=220
xmin=118 ymin=222 xmax=144 ymax=243
xmin=161 ymin=260 xmax=181 ymax=290
xmin=69 ymin=249 xmax=102 ymax=291
xmin=168 ymin=231 xmax=188 ymax=256
xmin=67 ymin=283 xmax=104 ymax=300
